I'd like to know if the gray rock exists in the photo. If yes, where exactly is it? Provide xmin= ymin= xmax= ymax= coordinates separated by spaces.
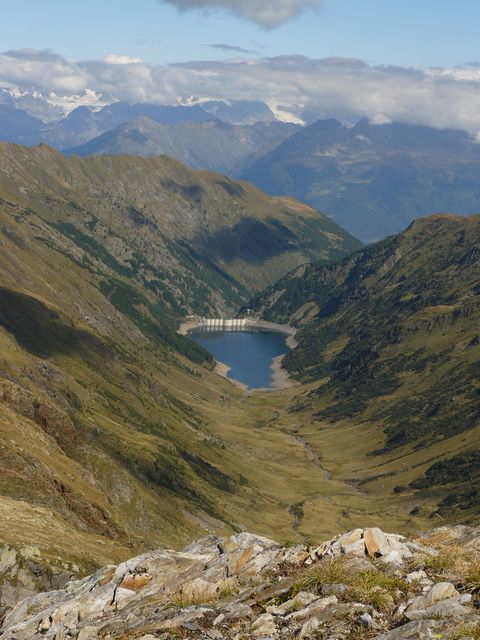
xmin=285 ymin=595 xmax=338 ymax=620
xmin=251 ymin=613 xmax=277 ymax=636
xmin=423 ymin=582 xmax=459 ymax=607
xmin=375 ymin=619 xmax=444 ymax=639
xmin=359 ymin=612 xmax=382 ymax=630
xmin=298 ymin=617 xmax=322 ymax=639
xmin=0 ymin=549 xmax=17 ymax=577
xmin=268 ymin=591 xmax=318 ymax=616
xmin=407 ymin=596 xmax=473 ymax=620
xmin=222 ymin=602 xmax=254 ymax=620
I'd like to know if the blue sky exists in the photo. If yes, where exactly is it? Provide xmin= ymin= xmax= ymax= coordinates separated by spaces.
xmin=3 ymin=1 xmax=480 ymax=135
xmin=2 ymin=0 xmax=479 ymax=68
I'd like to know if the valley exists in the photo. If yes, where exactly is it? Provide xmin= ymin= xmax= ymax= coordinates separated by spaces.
xmin=2 ymin=4 xmax=480 ymax=638
xmin=0 ymin=143 xmax=465 ymax=590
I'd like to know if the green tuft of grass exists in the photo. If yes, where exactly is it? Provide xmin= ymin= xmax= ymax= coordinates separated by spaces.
xmin=349 ymin=571 xmax=408 ymax=613
xmin=291 ymin=558 xmax=351 ymax=596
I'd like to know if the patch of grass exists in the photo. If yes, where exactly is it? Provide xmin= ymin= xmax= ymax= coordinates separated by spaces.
xmin=349 ymin=571 xmax=408 ymax=613
xmin=418 ymin=546 xmax=480 ymax=594
xmin=170 ymin=578 xmax=237 ymax=609
xmin=291 ymin=558 xmax=351 ymax=596
xmin=171 ymin=591 xmax=216 ymax=609
xmin=292 ymin=560 xmax=409 ymax=614
xmin=448 ymin=622 xmax=480 ymax=640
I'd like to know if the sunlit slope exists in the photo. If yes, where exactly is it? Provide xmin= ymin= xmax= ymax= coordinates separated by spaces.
xmin=0 ymin=143 xmax=359 ymax=314
xmin=0 ymin=143 xmax=362 ymax=572
xmin=249 ymin=214 xmax=480 ymax=521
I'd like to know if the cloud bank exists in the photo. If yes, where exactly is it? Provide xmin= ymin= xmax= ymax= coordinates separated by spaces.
xmin=3 ymin=49 xmax=480 ymax=135
xmin=158 ymin=0 xmax=323 ymax=28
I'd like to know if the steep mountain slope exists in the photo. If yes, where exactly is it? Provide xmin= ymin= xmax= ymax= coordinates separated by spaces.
xmin=0 ymin=142 xmax=476 ymax=615
xmin=248 ymin=214 xmax=480 ymax=520
xmin=0 ymin=142 xmax=369 ymax=579
xmin=0 ymin=143 xmax=358 ymax=315
xmin=66 ymin=117 xmax=299 ymax=175
xmin=241 ymin=119 xmax=480 ymax=242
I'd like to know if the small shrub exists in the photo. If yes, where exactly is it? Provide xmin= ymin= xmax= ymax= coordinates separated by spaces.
xmin=423 ymin=545 xmax=466 ymax=573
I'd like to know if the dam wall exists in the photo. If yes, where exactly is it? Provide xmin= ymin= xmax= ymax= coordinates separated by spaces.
xmin=199 ymin=318 xmax=248 ymax=330
xmin=179 ymin=317 xmax=297 ymax=346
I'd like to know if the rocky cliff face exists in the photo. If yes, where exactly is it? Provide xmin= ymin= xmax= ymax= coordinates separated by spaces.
xmin=1 ymin=526 xmax=479 ymax=639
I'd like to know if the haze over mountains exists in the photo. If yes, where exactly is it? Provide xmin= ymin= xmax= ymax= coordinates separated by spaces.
xmin=67 ymin=117 xmax=299 ymax=175
xmin=242 ymin=118 xmax=480 ymax=242
xmin=3 ymin=87 xmax=480 ymax=242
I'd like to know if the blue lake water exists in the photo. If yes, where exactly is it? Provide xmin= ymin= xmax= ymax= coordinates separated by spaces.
xmin=189 ymin=329 xmax=289 ymax=389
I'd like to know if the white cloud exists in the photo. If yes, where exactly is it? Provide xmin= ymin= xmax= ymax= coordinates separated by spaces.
xmin=158 ymin=0 xmax=323 ymax=27
xmin=103 ymin=54 xmax=144 ymax=65
xmin=370 ymin=113 xmax=392 ymax=125
xmin=3 ymin=49 xmax=480 ymax=136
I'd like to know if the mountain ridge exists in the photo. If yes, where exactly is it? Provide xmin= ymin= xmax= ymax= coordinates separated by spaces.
xmin=241 ymin=119 xmax=480 ymax=241
xmin=65 ymin=117 xmax=299 ymax=175
xmin=247 ymin=213 xmax=480 ymax=520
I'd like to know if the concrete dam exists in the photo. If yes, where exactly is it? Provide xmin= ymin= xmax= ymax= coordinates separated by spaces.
xmin=198 ymin=318 xmax=249 ymax=330
xmin=178 ymin=317 xmax=298 ymax=348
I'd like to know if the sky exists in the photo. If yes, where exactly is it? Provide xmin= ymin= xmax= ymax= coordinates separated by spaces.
xmin=2 ymin=0 xmax=480 ymax=68
xmin=2 ymin=1 xmax=480 ymax=133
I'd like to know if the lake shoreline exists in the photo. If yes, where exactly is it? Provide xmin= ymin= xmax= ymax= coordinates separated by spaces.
xmin=214 ymin=354 xmax=297 ymax=393
xmin=179 ymin=318 xmax=298 ymax=393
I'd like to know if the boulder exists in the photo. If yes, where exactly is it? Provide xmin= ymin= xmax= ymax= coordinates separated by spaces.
xmin=423 ymin=582 xmax=459 ymax=607
xmin=251 ymin=612 xmax=277 ymax=636
xmin=267 ymin=591 xmax=318 ymax=616
xmin=364 ymin=528 xmax=389 ymax=557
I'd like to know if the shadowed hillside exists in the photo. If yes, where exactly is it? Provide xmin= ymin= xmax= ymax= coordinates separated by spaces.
xmin=0 ymin=143 xmax=359 ymax=315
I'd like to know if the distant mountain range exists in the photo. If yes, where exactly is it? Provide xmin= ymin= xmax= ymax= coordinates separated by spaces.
xmin=66 ymin=117 xmax=298 ymax=175
xmin=241 ymin=118 xmax=480 ymax=242
xmin=3 ymin=87 xmax=480 ymax=242
xmin=0 ymin=88 xmax=282 ymax=148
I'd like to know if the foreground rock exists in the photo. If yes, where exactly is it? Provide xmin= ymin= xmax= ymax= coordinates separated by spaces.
xmin=1 ymin=527 xmax=479 ymax=639
xmin=0 ymin=544 xmax=78 ymax=626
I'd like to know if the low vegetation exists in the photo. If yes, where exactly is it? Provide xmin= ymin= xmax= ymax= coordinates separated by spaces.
xmin=250 ymin=214 xmax=480 ymax=519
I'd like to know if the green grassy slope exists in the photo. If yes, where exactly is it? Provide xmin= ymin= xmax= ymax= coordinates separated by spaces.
xmin=0 ymin=143 xmax=359 ymax=317
xmin=249 ymin=214 xmax=480 ymax=521
xmin=0 ymin=143 xmax=364 ymax=575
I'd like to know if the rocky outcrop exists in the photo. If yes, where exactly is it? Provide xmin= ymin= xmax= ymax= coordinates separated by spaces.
xmin=1 ymin=526 xmax=479 ymax=639
xmin=0 ymin=544 xmax=77 ymax=627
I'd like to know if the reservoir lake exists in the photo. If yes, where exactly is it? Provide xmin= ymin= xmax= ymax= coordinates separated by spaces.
xmin=189 ymin=329 xmax=290 ymax=389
